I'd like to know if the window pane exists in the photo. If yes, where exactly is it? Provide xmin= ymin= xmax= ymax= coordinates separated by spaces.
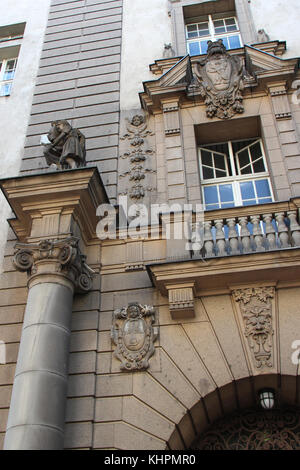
xmin=241 ymin=165 xmax=252 ymax=175
xmin=213 ymin=153 xmax=226 ymax=170
xmin=227 ymin=25 xmax=238 ymax=32
xmin=201 ymin=150 xmax=212 ymax=166
xmin=6 ymin=59 xmax=16 ymax=70
xmin=187 ymin=25 xmax=198 ymax=38
xmin=228 ymin=35 xmax=241 ymax=49
xmin=253 ymin=159 xmax=265 ymax=173
xmin=219 ymin=184 xmax=234 ymax=202
xmin=198 ymin=22 xmax=209 ymax=36
xmin=188 ymin=42 xmax=200 ymax=55
xmin=200 ymin=41 xmax=209 ymax=54
xmin=240 ymin=181 xmax=255 ymax=200
xmin=258 ymin=198 xmax=272 ymax=204
xmin=203 ymin=166 xmax=214 ymax=179
xmin=255 ymin=179 xmax=271 ymax=198
xmin=238 ymin=149 xmax=250 ymax=169
xmin=0 ymin=82 xmax=12 ymax=96
xmin=204 ymin=186 xmax=218 ymax=204
xmin=225 ymin=18 xmax=236 ymax=26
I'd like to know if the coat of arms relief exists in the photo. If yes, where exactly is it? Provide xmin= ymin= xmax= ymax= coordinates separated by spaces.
xmin=188 ymin=39 xmax=245 ymax=119
xmin=111 ymin=303 xmax=158 ymax=371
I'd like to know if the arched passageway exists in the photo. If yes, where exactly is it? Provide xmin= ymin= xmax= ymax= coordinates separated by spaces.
xmin=168 ymin=374 xmax=300 ymax=449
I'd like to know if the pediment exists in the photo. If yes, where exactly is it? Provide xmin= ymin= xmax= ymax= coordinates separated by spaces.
xmin=140 ymin=44 xmax=299 ymax=114
xmin=245 ymin=45 xmax=298 ymax=75
xmin=158 ymin=55 xmax=193 ymax=88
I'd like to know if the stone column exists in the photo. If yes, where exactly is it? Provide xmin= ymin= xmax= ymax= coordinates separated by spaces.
xmin=4 ymin=238 xmax=93 ymax=450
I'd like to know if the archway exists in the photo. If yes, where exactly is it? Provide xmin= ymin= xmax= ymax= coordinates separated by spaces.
xmin=167 ymin=374 xmax=300 ymax=449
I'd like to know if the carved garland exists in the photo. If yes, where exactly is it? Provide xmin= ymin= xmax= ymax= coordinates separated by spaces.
xmin=111 ymin=302 xmax=158 ymax=371
xmin=119 ymin=114 xmax=155 ymax=200
xmin=233 ymin=287 xmax=275 ymax=369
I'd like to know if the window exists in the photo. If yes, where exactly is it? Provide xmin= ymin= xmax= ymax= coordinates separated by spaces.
xmin=187 ymin=15 xmax=242 ymax=56
xmin=199 ymin=139 xmax=273 ymax=210
xmin=0 ymin=58 xmax=18 ymax=96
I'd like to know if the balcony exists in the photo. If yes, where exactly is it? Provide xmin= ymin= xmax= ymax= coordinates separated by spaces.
xmin=192 ymin=198 xmax=300 ymax=259
xmin=148 ymin=199 xmax=300 ymax=319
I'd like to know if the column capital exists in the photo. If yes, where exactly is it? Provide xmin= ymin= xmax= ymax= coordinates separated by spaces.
xmin=13 ymin=237 xmax=94 ymax=293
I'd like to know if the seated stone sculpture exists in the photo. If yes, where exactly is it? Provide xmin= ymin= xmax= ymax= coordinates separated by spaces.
xmin=42 ymin=120 xmax=86 ymax=169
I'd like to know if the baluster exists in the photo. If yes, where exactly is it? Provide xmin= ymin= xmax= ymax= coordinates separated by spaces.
xmin=238 ymin=217 xmax=251 ymax=253
xmin=226 ymin=218 xmax=240 ymax=255
xmin=214 ymin=219 xmax=227 ymax=256
xmin=203 ymin=221 xmax=215 ymax=258
xmin=287 ymin=211 xmax=300 ymax=247
xmin=250 ymin=215 xmax=265 ymax=252
xmin=263 ymin=214 xmax=277 ymax=250
xmin=275 ymin=212 xmax=290 ymax=248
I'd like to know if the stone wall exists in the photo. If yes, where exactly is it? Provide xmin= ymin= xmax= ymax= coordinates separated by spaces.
xmin=20 ymin=0 xmax=123 ymax=205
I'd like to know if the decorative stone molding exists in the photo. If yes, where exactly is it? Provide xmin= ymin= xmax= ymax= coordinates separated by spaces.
xmin=13 ymin=237 xmax=94 ymax=293
xmin=111 ymin=303 xmax=158 ymax=371
xmin=268 ymin=82 xmax=292 ymax=120
xmin=119 ymin=114 xmax=155 ymax=200
xmin=232 ymin=287 xmax=275 ymax=369
xmin=189 ymin=40 xmax=245 ymax=119
xmin=166 ymin=282 xmax=195 ymax=319
xmin=162 ymin=101 xmax=181 ymax=135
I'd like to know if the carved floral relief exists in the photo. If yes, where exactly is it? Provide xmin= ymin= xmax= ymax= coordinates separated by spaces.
xmin=233 ymin=287 xmax=275 ymax=369
xmin=119 ymin=114 xmax=156 ymax=200
xmin=111 ymin=302 xmax=158 ymax=371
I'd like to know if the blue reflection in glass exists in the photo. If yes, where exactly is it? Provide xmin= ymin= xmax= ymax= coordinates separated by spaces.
xmin=204 ymin=186 xmax=218 ymax=204
xmin=200 ymin=41 xmax=209 ymax=54
xmin=229 ymin=35 xmax=241 ymax=49
xmin=240 ymin=181 xmax=255 ymax=200
xmin=220 ymin=184 xmax=234 ymax=202
xmin=256 ymin=179 xmax=271 ymax=198
xmin=188 ymin=42 xmax=200 ymax=55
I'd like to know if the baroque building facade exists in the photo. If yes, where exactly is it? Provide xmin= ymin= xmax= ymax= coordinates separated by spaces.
xmin=0 ymin=0 xmax=300 ymax=450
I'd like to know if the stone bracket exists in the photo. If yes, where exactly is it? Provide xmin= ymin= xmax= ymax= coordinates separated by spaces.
xmin=268 ymin=82 xmax=292 ymax=120
xmin=166 ymin=282 xmax=195 ymax=319
xmin=162 ymin=101 xmax=181 ymax=136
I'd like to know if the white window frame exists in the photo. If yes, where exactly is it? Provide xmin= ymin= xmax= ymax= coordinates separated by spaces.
xmin=186 ymin=14 xmax=243 ymax=55
xmin=199 ymin=139 xmax=275 ymax=209
xmin=0 ymin=58 xmax=18 ymax=96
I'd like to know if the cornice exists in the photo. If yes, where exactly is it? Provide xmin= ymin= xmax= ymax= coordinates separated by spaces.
xmin=0 ymin=167 xmax=109 ymax=245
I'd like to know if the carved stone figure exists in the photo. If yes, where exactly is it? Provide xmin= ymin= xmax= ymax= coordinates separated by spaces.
xmin=193 ymin=39 xmax=244 ymax=119
xmin=233 ymin=287 xmax=274 ymax=369
xmin=257 ymin=29 xmax=270 ymax=43
xmin=42 ymin=120 xmax=86 ymax=169
xmin=111 ymin=302 xmax=158 ymax=371
xmin=163 ymin=43 xmax=175 ymax=58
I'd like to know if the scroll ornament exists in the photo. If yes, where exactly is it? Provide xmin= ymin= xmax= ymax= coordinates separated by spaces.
xmin=13 ymin=237 xmax=94 ymax=293
xmin=233 ymin=287 xmax=274 ymax=369
xmin=111 ymin=302 xmax=158 ymax=371
xmin=192 ymin=39 xmax=245 ymax=119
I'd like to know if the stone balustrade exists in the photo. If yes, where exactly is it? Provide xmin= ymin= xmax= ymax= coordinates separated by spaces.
xmin=191 ymin=200 xmax=300 ymax=258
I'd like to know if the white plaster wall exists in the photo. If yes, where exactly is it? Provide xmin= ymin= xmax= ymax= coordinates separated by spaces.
xmin=120 ymin=0 xmax=172 ymax=110
xmin=249 ymin=0 xmax=300 ymax=58
xmin=0 ymin=0 xmax=51 ymax=273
